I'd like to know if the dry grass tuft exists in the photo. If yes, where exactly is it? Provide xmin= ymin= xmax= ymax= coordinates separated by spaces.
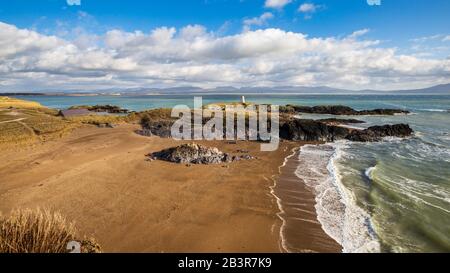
xmin=0 ymin=208 xmax=101 ymax=253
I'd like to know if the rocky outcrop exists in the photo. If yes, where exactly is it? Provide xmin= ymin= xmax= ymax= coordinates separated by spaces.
xmin=138 ymin=109 xmax=177 ymax=138
xmin=345 ymin=124 xmax=413 ymax=142
xmin=137 ymin=106 xmax=413 ymax=143
xmin=69 ymin=105 xmax=130 ymax=114
xmin=148 ymin=143 xmax=254 ymax=164
xmin=279 ymin=119 xmax=413 ymax=142
xmin=318 ymin=118 xmax=365 ymax=125
xmin=280 ymin=105 xmax=409 ymax=115
xmin=280 ymin=119 xmax=350 ymax=142
xmin=138 ymin=120 xmax=173 ymax=138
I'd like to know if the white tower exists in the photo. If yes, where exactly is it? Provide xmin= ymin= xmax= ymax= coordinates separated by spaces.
xmin=241 ymin=96 xmax=246 ymax=104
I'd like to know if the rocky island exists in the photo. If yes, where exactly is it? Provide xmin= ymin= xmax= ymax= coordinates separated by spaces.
xmin=280 ymin=105 xmax=410 ymax=115
xmin=69 ymin=104 xmax=130 ymax=114
xmin=137 ymin=105 xmax=414 ymax=143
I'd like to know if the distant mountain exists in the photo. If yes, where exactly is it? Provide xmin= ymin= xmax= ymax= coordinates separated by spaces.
xmin=391 ymin=83 xmax=450 ymax=94
xmin=2 ymin=83 xmax=449 ymax=96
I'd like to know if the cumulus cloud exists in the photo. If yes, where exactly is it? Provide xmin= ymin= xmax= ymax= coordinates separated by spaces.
xmin=67 ymin=0 xmax=81 ymax=6
xmin=243 ymin=12 xmax=274 ymax=31
xmin=0 ymin=21 xmax=449 ymax=91
xmin=264 ymin=0 xmax=292 ymax=9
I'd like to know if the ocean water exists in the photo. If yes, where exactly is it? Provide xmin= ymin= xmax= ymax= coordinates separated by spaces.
xmin=13 ymin=94 xmax=450 ymax=252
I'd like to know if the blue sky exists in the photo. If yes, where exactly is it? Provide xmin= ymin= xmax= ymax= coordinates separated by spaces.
xmin=0 ymin=0 xmax=449 ymax=91
xmin=2 ymin=0 xmax=450 ymax=45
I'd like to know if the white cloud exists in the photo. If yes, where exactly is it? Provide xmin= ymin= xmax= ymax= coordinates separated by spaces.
xmin=243 ymin=12 xmax=274 ymax=31
xmin=264 ymin=0 xmax=292 ymax=9
xmin=180 ymin=25 xmax=207 ymax=40
xmin=0 ymin=21 xmax=449 ymax=91
xmin=348 ymin=29 xmax=370 ymax=39
xmin=443 ymin=36 xmax=450 ymax=42
xmin=67 ymin=0 xmax=81 ymax=6
xmin=298 ymin=3 xmax=319 ymax=13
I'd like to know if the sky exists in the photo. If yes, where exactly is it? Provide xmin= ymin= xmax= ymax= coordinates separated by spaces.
xmin=0 ymin=0 xmax=449 ymax=91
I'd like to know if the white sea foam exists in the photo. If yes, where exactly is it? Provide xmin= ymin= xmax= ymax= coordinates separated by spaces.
xmin=295 ymin=142 xmax=381 ymax=253
xmin=364 ymin=166 xmax=376 ymax=180
xmin=419 ymin=109 xmax=447 ymax=112
xmin=339 ymin=124 xmax=366 ymax=130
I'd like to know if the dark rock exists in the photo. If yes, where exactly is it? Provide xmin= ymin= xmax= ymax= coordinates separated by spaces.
xmin=346 ymin=124 xmax=413 ymax=142
xmin=69 ymin=104 xmax=130 ymax=114
xmin=280 ymin=119 xmax=350 ymax=141
xmin=280 ymin=119 xmax=413 ymax=143
xmin=318 ymin=118 xmax=365 ymax=125
xmin=140 ymin=120 xmax=173 ymax=138
xmin=357 ymin=109 xmax=410 ymax=115
xmin=149 ymin=143 xmax=255 ymax=164
xmin=281 ymin=105 xmax=409 ymax=116
xmin=151 ymin=143 xmax=227 ymax=164
xmin=279 ymin=105 xmax=299 ymax=115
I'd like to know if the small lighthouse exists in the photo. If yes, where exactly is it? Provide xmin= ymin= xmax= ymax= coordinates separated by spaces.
xmin=241 ymin=96 xmax=246 ymax=104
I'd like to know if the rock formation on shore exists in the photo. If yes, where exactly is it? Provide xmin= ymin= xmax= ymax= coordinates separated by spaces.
xmin=138 ymin=106 xmax=414 ymax=143
xmin=280 ymin=105 xmax=409 ymax=115
xmin=345 ymin=124 xmax=414 ymax=142
xmin=69 ymin=105 xmax=130 ymax=114
xmin=279 ymin=119 xmax=413 ymax=142
xmin=317 ymin=118 xmax=365 ymax=125
xmin=149 ymin=143 xmax=254 ymax=164
xmin=279 ymin=119 xmax=350 ymax=142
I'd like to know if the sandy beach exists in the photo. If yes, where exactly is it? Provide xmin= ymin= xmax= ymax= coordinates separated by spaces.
xmin=0 ymin=123 xmax=340 ymax=252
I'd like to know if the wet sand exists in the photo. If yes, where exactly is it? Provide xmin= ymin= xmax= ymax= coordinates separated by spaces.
xmin=274 ymin=149 xmax=342 ymax=253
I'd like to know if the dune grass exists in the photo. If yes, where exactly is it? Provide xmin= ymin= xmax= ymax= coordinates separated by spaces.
xmin=23 ymin=115 xmax=72 ymax=135
xmin=0 ymin=96 xmax=43 ymax=109
xmin=0 ymin=97 xmax=77 ymax=146
xmin=66 ymin=113 xmax=135 ymax=126
xmin=0 ymin=122 xmax=35 ymax=144
xmin=0 ymin=208 xmax=101 ymax=253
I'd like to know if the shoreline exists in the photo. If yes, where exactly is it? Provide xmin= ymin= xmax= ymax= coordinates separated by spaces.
xmin=273 ymin=145 xmax=342 ymax=253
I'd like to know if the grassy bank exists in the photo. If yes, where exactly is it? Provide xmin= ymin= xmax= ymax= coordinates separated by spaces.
xmin=0 ymin=96 xmax=139 ymax=148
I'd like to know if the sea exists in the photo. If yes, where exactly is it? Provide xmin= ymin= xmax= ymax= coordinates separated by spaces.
xmin=13 ymin=94 xmax=450 ymax=253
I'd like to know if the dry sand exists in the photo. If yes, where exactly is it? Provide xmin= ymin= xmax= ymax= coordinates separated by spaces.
xmin=0 ymin=124 xmax=340 ymax=252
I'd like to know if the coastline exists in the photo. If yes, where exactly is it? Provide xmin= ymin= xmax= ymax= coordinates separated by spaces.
xmin=273 ymin=146 xmax=342 ymax=253
xmin=3 ymin=96 xmax=447 ymax=253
